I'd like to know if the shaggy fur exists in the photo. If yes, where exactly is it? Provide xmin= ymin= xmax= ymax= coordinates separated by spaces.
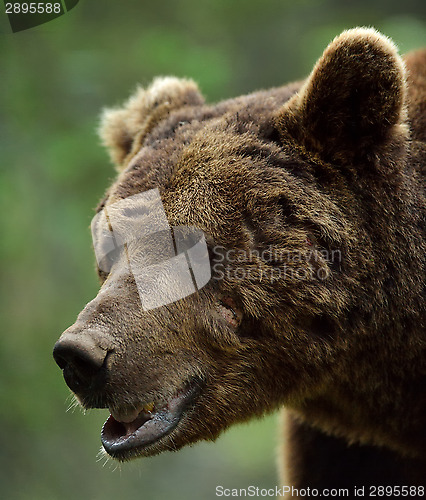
xmin=54 ymin=29 xmax=425 ymax=495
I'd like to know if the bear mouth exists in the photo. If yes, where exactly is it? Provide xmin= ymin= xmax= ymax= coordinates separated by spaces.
xmin=101 ymin=379 xmax=201 ymax=460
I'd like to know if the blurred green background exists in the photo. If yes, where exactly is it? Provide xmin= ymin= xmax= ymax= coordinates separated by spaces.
xmin=0 ymin=1 xmax=425 ymax=499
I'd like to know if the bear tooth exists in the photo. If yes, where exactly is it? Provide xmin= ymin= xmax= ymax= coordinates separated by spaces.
xmin=110 ymin=406 xmax=142 ymax=423
xmin=141 ymin=402 xmax=155 ymax=413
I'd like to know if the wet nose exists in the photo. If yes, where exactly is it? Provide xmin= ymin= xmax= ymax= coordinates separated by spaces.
xmin=53 ymin=331 xmax=109 ymax=394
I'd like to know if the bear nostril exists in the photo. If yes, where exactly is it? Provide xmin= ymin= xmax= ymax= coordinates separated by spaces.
xmin=53 ymin=350 xmax=68 ymax=370
xmin=54 ymin=346 xmax=101 ymax=377
xmin=53 ymin=336 xmax=108 ymax=393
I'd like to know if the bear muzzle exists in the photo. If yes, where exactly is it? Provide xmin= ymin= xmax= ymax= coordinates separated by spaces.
xmin=54 ymin=326 xmax=205 ymax=460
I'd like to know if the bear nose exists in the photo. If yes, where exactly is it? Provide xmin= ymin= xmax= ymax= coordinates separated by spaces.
xmin=53 ymin=332 xmax=109 ymax=394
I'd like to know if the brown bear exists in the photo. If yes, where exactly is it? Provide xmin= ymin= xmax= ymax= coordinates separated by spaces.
xmin=53 ymin=28 xmax=426 ymax=494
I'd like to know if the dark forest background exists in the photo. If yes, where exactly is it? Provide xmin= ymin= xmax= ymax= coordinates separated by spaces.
xmin=1 ymin=1 xmax=425 ymax=499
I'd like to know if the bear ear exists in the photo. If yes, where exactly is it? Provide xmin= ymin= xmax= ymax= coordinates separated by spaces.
xmin=99 ymin=77 xmax=204 ymax=169
xmin=275 ymin=28 xmax=408 ymax=165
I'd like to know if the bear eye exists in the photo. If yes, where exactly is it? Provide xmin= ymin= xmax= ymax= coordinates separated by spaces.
xmin=217 ymin=297 xmax=243 ymax=328
xmin=97 ymin=267 xmax=109 ymax=283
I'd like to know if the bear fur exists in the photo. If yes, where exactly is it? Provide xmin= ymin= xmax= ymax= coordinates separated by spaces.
xmin=54 ymin=28 xmax=426 ymax=493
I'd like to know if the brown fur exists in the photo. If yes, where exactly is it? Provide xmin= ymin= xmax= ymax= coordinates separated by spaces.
xmin=55 ymin=28 xmax=425 ymax=492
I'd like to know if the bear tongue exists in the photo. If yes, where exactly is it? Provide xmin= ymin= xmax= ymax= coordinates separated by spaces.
xmin=107 ymin=410 xmax=153 ymax=438
xmin=121 ymin=413 xmax=151 ymax=436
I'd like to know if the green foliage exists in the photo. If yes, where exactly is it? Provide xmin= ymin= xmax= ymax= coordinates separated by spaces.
xmin=1 ymin=1 xmax=425 ymax=498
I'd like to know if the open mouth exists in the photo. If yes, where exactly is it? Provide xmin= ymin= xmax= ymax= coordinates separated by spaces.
xmin=101 ymin=380 xmax=201 ymax=460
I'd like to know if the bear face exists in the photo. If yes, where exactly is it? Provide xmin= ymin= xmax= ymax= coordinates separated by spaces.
xmin=53 ymin=28 xmax=426 ymax=463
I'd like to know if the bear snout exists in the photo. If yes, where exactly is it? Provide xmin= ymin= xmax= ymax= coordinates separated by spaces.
xmin=53 ymin=329 xmax=111 ymax=396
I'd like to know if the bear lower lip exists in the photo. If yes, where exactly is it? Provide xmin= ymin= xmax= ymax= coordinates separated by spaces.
xmin=101 ymin=409 xmax=174 ymax=455
xmin=101 ymin=381 xmax=201 ymax=459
